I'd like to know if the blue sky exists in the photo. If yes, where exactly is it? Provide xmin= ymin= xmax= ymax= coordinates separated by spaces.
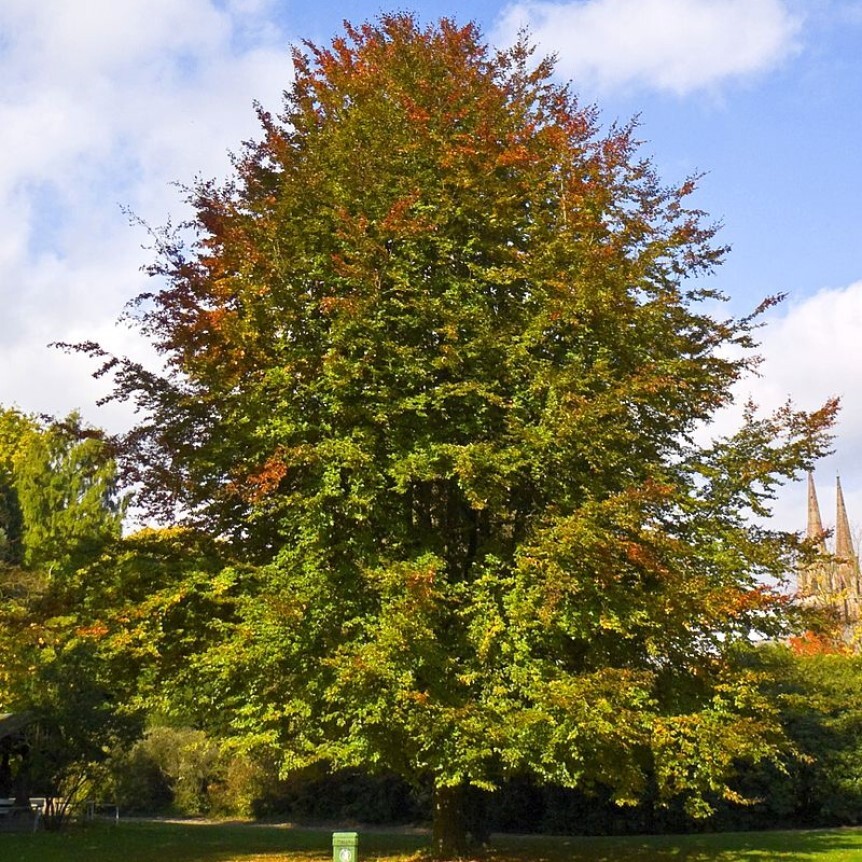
xmin=1 ymin=0 xmax=860 ymax=535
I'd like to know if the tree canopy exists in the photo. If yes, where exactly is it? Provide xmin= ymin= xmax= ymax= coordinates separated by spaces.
xmin=0 ymin=408 xmax=130 ymax=822
xmin=73 ymin=15 xmax=836 ymax=856
xmin=0 ymin=409 xmax=125 ymax=576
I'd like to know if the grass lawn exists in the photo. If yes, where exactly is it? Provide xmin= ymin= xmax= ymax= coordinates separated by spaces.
xmin=4 ymin=820 xmax=862 ymax=862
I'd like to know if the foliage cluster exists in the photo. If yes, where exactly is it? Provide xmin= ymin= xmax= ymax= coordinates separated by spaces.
xmin=100 ymin=725 xmax=422 ymax=822
xmin=483 ymin=648 xmax=862 ymax=835
xmin=85 ymin=647 xmax=862 ymax=836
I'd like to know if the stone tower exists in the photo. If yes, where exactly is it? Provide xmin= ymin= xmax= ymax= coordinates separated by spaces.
xmin=801 ymin=472 xmax=828 ymax=594
xmin=800 ymin=473 xmax=861 ymax=624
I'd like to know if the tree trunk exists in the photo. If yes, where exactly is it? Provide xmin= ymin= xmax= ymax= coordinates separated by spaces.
xmin=12 ymin=742 xmax=31 ymax=809
xmin=432 ymin=783 xmax=468 ymax=859
xmin=0 ymin=748 xmax=12 ymax=796
xmin=463 ymin=785 xmax=490 ymax=847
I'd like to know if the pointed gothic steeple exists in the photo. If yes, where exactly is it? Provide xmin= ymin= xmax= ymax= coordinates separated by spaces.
xmin=807 ymin=472 xmax=827 ymax=551
xmin=835 ymin=476 xmax=854 ymax=560
xmin=801 ymin=472 xmax=826 ymax=594
xmin=801 ymin=472 xmax=861 ymax=627
xmin=834 ymin=477 xmax=860 ymax=621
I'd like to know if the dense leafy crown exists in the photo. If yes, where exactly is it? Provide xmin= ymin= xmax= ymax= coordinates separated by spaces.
xmin=75 ymin=15 xmax=834 ymax=815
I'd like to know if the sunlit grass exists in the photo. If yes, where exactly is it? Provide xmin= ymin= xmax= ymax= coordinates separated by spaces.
xmin=4 ymin=820 xmax=862 ymax=862
xmin=0 ymin=821 xmax=423 ymax=862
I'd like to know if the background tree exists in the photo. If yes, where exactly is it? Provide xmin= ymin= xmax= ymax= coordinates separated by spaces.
xmin=0 ymin=408 xmax=35 ymax=566
xmin=723 ymin=644 xmax=862 ymax=829
xmin=0 ymin=408 xmax=131 ymax=825
xmin=73 ymin=16 xmax=835 ymax=856
xmin=14 ymin=413 xmax=125 ymax=577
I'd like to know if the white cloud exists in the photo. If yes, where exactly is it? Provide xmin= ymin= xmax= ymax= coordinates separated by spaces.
xmin=732 ymin=282 xmax=862 ymax=534
xmin=752 ymin=283 xmax=862 ymax=431
xmin=493 ymin=0 xmax=802 ymax=95
xmin=0 ymin=0 xmax=294 ymax=431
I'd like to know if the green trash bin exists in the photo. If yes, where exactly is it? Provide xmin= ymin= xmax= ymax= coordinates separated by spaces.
xmin=333 ymin=832 xmax=359 ymax=862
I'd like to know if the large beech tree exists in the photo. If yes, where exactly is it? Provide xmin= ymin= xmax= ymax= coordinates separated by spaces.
xmin=77 ymin=16 xmax=834 ymax=856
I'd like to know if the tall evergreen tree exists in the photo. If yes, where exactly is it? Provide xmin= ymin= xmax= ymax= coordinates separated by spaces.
xmin=0 ymin=408 xmax=131 ymax=819
xmin=0 ymin=408 xmax=124 ymax=576
xmin=0 ymin=408 xmax=34 ymax=566
xmin=13 ymin=414 xmax=124 ymax=577
xmin=72 ymin=17 xmax=835 ymax=855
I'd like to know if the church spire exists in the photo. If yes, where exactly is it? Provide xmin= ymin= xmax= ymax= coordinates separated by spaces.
xmin=834 ymin=477 xmax=859 ymax=621
xmin=801 ymin=472 xmax=828 ymax=595
xmin=807 ymin=472 xmax=827 ymax=551
xmin=835 ymin=476 xmax=854 ymax=560
xmin=801 ymin=472 xmax=861 ymax=626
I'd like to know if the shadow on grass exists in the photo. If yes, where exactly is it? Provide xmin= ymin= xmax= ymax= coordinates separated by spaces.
xmin=494 ymin=827 xmax=862 ymax=861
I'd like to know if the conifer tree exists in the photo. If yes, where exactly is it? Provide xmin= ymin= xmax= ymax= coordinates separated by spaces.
xmin=14 ymin=414 xmax=124 ymax=576
xmin=0 ymin=408 xmax=124 ymax=576
xmin=0 ymin=409 xmax=130 ymax=818
xmin=0 ymin=408 xmax=34 ymax=565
